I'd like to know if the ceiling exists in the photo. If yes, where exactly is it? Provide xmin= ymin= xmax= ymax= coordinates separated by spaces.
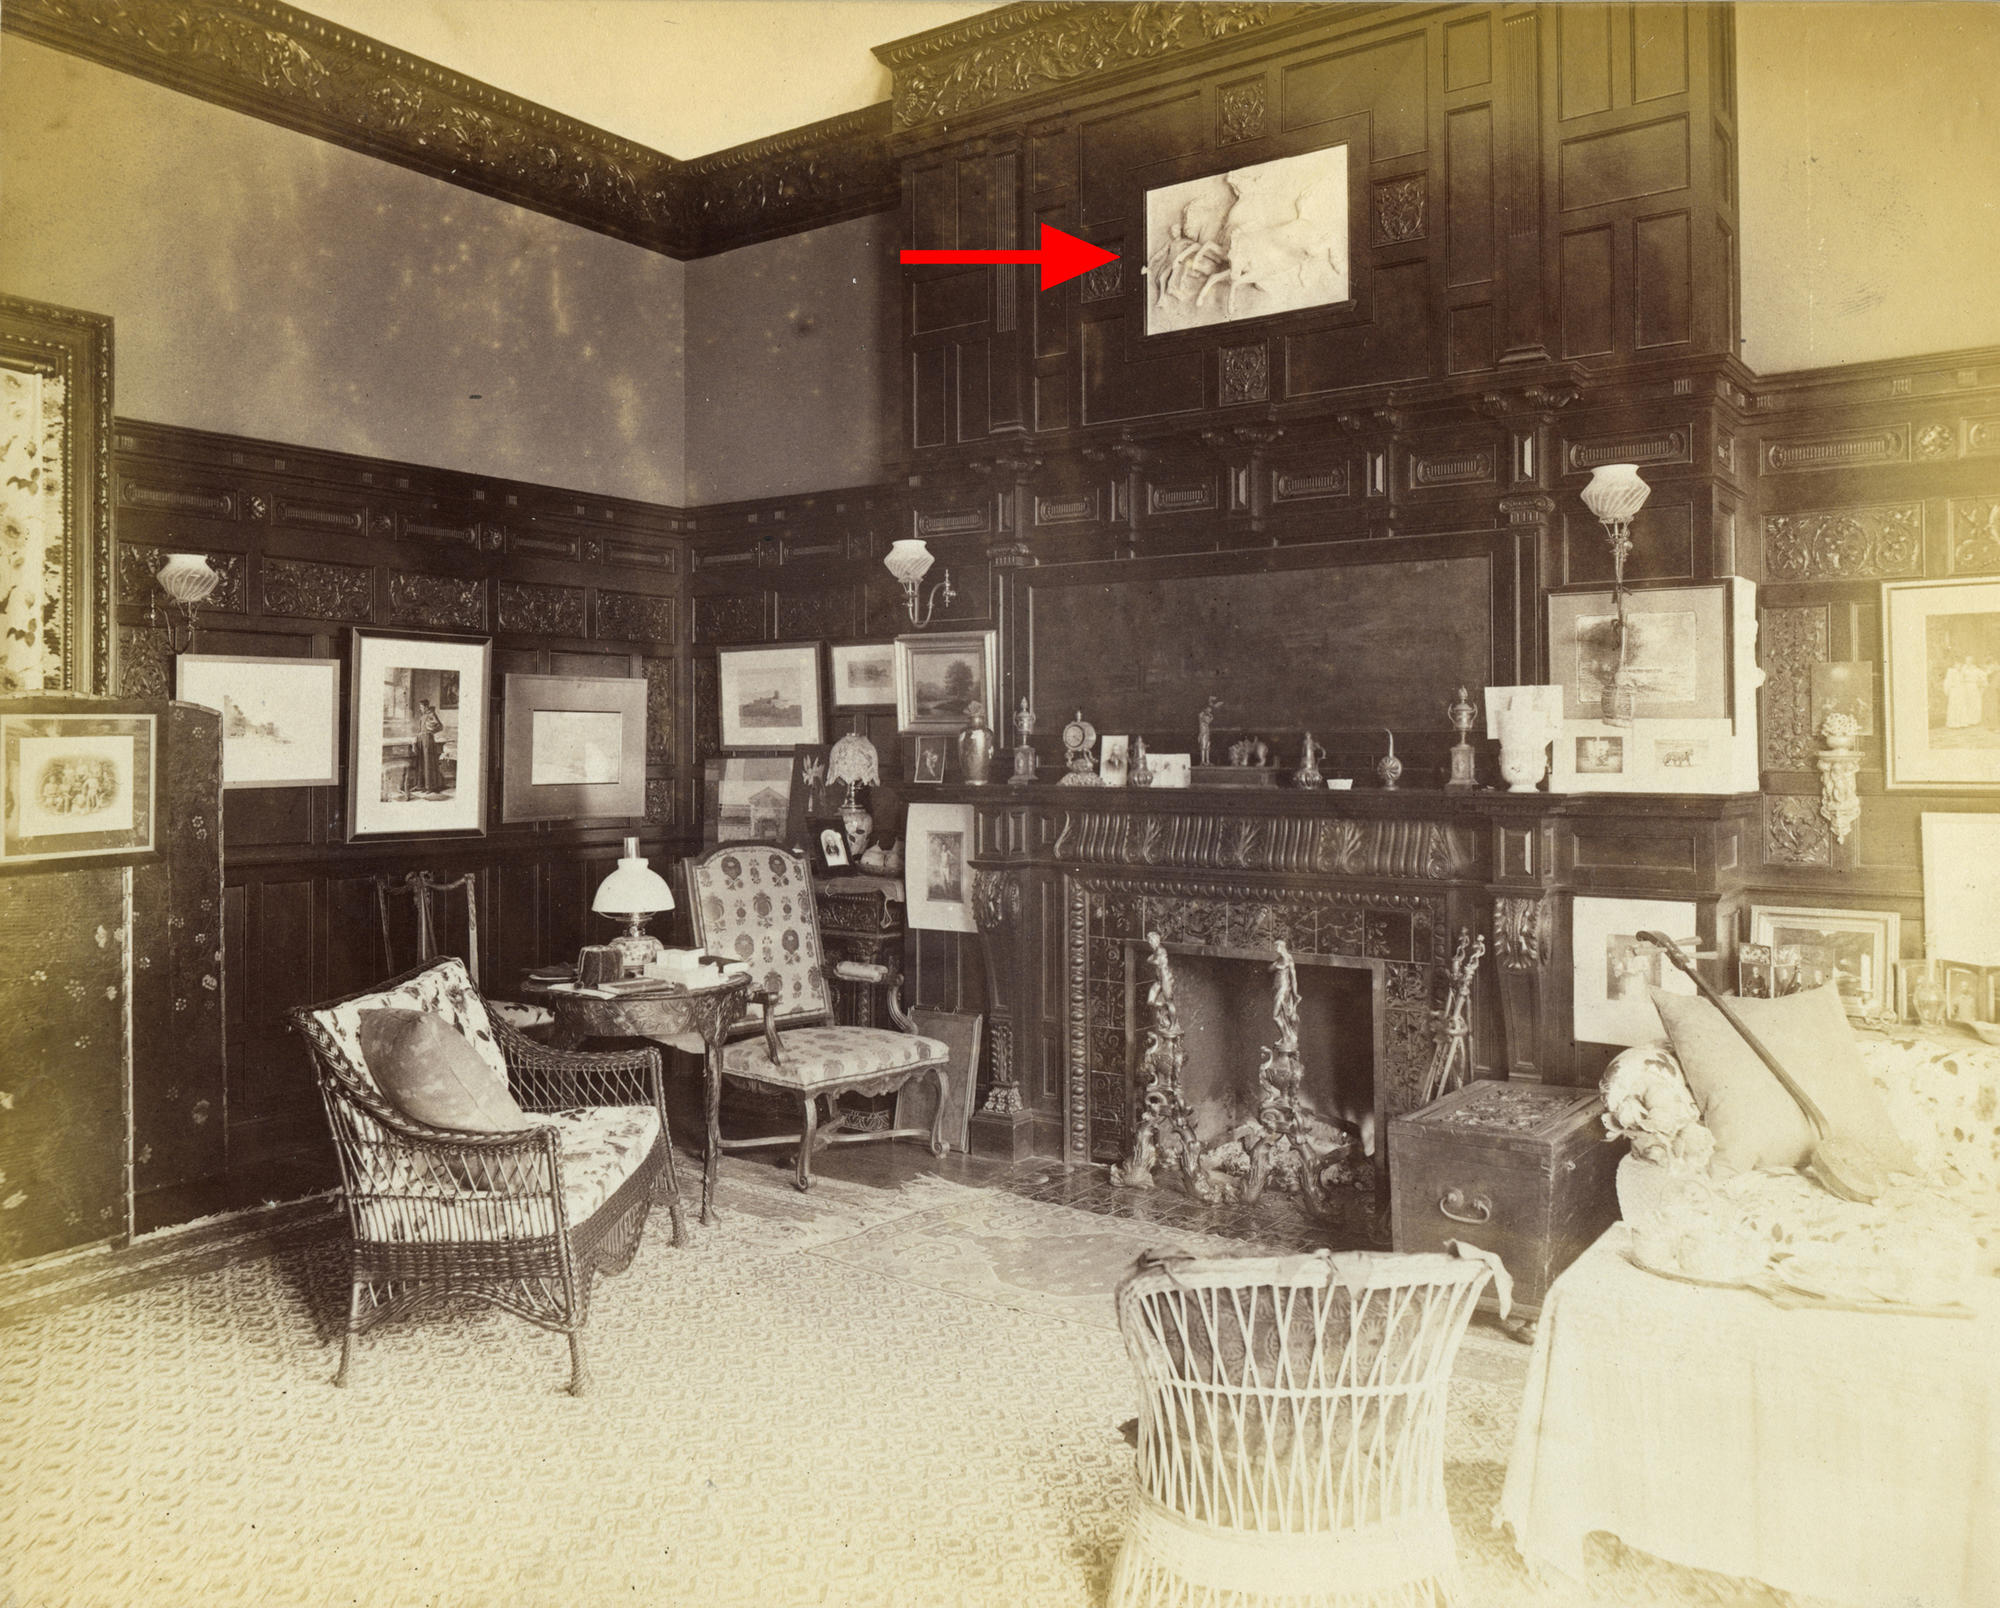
xmin=295 ymin=0 xmax=1002 ymax=157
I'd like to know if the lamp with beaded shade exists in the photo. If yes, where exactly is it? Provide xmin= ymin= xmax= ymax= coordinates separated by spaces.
xmin=827 ymin=728 xmax=880 ymax=859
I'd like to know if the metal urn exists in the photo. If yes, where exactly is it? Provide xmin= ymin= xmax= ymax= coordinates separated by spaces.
xmin=957 ymin=701 xmax=996 ymax=785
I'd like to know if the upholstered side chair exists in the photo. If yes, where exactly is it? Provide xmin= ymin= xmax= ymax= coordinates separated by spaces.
xmin=680 ymin=844 xmax=951 ymax=1195
xmin=293 ymin=956 xmax=685 ymax=1397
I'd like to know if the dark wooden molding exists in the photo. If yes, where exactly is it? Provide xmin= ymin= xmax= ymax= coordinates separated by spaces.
xmin=5 ymin=0 xmax=899 ymax=258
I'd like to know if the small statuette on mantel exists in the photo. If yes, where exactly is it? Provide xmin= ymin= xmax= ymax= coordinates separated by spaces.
xmin=1293 ymin=733 xmax=1324 ymax=788
xmin=1375 ymin=729 xmax=1403 ymax=790
xmin=1445 ymin=684 xmax=1479 ymax=791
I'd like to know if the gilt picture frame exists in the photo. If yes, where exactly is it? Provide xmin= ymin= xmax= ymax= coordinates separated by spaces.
xmin=718 ymin=642 xmax=824 ymax=751
xmin=1 ymin=704 xmax=156 ymax=866
xmin=501 ymin=673 xmax=646 ymax=823
xmin=176 ymin=654 xmax=339 ymax=789
xmin=346 ymin=628 xmax=490 ymax=841
xmin=1883 ymin=577 xmax=2000 ymax=790
xmin=895 ymin=630 xmax=996 ymax=735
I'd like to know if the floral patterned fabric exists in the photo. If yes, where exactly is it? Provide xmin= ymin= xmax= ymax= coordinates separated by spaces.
xmin=314 ymin=958 xmax=507 ymax=1100
xmin=719 ymin=1026 xmax=949 ymax=1093
xmin=1856 ymin=1030 xmax=2000 ymax=1194
xmin=685 ymin=847 xmax=830 ymax=1030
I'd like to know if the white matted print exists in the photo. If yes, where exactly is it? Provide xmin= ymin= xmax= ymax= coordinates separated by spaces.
xmin=176 ymin=655 xmax=339 ymax=788
xmin=1884 ymin=578 xmax=2000 ymax=789
xmin=904 ymin=801 xmax=977 ymax=933
xmin=1571 ymin=895 xmax=1699 ymax=1046
xmin=1 ymin=711 xmax=156 ymax=863
xmin=346 ymin=630 xmax=489 ymax=839
xmin=1149 ymin=753 xmax=1192 ymax=788
xmin=1922 ymin=813 xmax=2000 ymax=966
xmin=830 ymin=642 xmax=897 ymax=707
xmin=718 ymin=642 xmax=824 ymax=751
xmin=1144 ymin=147 xmax=1349 ymax=335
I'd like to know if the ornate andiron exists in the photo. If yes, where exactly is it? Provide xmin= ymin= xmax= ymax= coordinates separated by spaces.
xmin=1009 ymin=699 xmax=1040 ymax=786
xmin=1224 ymin=940 xmax=1356 ymax=1213
xmin=1421 ymin=928 xmax=1487 ymax=1106
xmin=1816 ymin=712 xmax=1862 ymax=845
xmin=1110 ymin=933 xmax=1211 ymax=1199
xmin=1445 ymin=685 xmax=1479 ymax=791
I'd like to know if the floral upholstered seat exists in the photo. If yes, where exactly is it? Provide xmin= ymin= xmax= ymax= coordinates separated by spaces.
xmin=682 ymin=845 xmax=953 ymax=1195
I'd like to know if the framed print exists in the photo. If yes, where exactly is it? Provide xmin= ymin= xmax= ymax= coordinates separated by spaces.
xmin=893 ymin=1007 xmax=982 ymax=1154
xmin=1551 ymin=716 xmax=1741 ymax=794
xmin=816 ymin=824 xmax=849 ymax=872
xmin=1099 ymin=735 xmax=1130 ymax=786
xmin=895 ymin=630 xmax=997 ymax=734
xmin=910 ymin=734 xmax=948 ymax=784
xmin=346 ymin=629 xmax=490 ymax=840
xmin=1922 ymin=812 xmax=2000 ymax=965
xmin=1571 ymin=895 xmax=1699 ymax=1046
xmin=1748 ymin=904 xmax=1899 ymax=1019
xmin=500 ymin=674 xmax=645 ymax=823
xmin=1811 ymin=661 xmax=1875 ymax=738
xmin=1144 ymin=147 xmax=1350 ymax=335
xmin=830 ymin=641 xmax=897 ymax=707
xmin=904 ymin=801 xmax=977 ymax=933
xmin=1546 ymin=584 xmax=1731 ymax=723
xmin=1883 ymin=578 xmax=2000 ymax=789
xmin=702 ymin=754 xmax=796 ymax=847
xmin=1 ymin=706 xmax=155 ymax=865
xmin=718 ymin=642 xmax=824 ymax=751
xmin=176 ymin=654 xmax=338 ymax=789
xmin=1150 ymin=752 xmax=1192 ymax=788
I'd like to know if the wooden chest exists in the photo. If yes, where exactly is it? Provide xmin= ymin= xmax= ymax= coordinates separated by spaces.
xmin=1388 ymin=1080 xmax=1626 ymax=1313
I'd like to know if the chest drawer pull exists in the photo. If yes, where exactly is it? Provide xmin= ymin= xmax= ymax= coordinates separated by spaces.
xmin=1438 ymin=1188 xmax=1492 ymax=1225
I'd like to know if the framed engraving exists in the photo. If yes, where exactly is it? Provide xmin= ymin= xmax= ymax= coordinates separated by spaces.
xmin=1547 ymin=583 xmax=1732 ymax=723
xmin=1884 ymin=578 xmax=2000 ymax=790
xmin=501 ymin=673 xmax=646 ymax=823
xmin=718 ymin=642 xmax=824 ymax=751
xmin=904 ymin=801 xmax=977 ymax=934
xmin=0 ymin=705 xmax=156 ymax=865
xmin=346 ymin=629 xmax=490 ymax=840
xmin=1570 ymin=895 xmax=1699 ymax=1047
xmin=830 ymin=641 xmax=897 ymax=708
xmin=176 ymin=654 xmax=339 ymax=789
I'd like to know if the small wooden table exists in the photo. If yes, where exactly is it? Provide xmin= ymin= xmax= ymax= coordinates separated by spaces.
xmin=525 ymin=972 xmax=754 ymax=1227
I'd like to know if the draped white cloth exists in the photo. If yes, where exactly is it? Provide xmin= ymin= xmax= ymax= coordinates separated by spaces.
xmin=1498 ymin=1224 xmax=1999 ymax=1608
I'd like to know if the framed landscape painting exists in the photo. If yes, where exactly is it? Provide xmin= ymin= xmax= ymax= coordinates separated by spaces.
xmin=1884 ymin=578 xmax=2000 ymax=790
xmin=895 ymin=630 xmax=996 ymax=734
xmin=1 ymin=706 xmax=156 ymax=866
xmin=346 ymin=629 xmax=490 ymax=840
xmin=176 ymin=654 xmax=339 ymax=789
xmin=718 ymin=642 xmax=823 ymax=751
xmin=501 ymin=673 xmax=645 ymax=823
xmin=830 ymin=641 xmax=896 ymax=708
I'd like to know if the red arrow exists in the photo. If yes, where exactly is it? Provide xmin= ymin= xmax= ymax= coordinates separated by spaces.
xmin=900 ymin=223 xmax=1119 ymax=291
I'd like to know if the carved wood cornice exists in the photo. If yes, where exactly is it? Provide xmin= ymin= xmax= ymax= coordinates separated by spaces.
xmin=5 ymin=0 xmax=898 ymax=258
xmin=1048 ymin=808 xmax=1480 ymax=881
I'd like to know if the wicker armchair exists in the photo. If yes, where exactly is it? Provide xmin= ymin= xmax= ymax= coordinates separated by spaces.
xmin=292 ymin=957 xmax=686 ymax=1397
xmin=1110 ymin=1249 xmax=1502 ymax=1608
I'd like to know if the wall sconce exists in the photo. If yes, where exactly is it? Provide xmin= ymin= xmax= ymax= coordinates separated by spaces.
xmin=152 ymin=551 xmax=220 ymax=653
xmin=884 ymin=538 xmax=955 ymax=628
xmin=1579 ymin=464 xmax=1651 ymax=725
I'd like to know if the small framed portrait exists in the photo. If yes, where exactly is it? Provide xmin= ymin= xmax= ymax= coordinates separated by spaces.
xmin=500 ymin=674 xmax=646 ymax=823
xmin=346 ymin=629 xmax=490 ymax=840
xmin=717 ymin=642 xmax=824 ymax=752
xmin=1 ymin=704 xmax=157 ymax=866
xmin=895 ymin=630 xmax=996 ymax=734
xmin=904 ymin=801 xmax=977 ymax=933
xmin=816 ymin=824 xmax=849 ymax=872
xmin=1149 ymin=752 xmax=1192 ymax=788
xmin=1574 ymin=734 xmax=1624 ymax=775
xmin=1570 ymin=895 xmax=1699 ymax=1046
xmin=910 ymin=734 xmax=948 ymax=784
xmin=830 ymin=641 xmax=897 ymax=708
xmin=1748 ymin=904 xmax=1900 ymax=1019
xmin=176 ymin=654 xmax=339 ymax=789
xmin=1883 ymin=579 xmax=2000 ymax=790
xmin=1099 ymin=734 xmax=1130 ymax=786
xmin=1546 ymin=583 xmax=1732 ymax=722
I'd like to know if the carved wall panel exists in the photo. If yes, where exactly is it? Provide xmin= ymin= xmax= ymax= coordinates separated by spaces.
xmin=693 ymin=654 xmax=721 ymax=763
xmin=693 ymin=592 xmax=769 ymax=644
xmin=1372 ymin=176 xmax=1426 ymax=244
xmin=1763 ymin=792 xmax=1834 ymax=868
xmin=643 ymin=656 xmax=675 ymax=763
xmin=1757 ymin=604 xmax=1830 ymax=771
xmin=117 ymin=623 xmax=171 ymax=697
xmin=1762 ymin=505 xmax=1921 ymax=581
xmin=595 ymin=587 xmax=675 ymax=644
xmin=496 ymin=581 xmax=587 ymax=636
xmin=261 ymin=557 xmax=371 ymax=621
xmin=1950 ymin=499 xmax=2000 ymax=574
xmin=387 ymin=570 xmax=485 ymax=632
xmin=775 ymin=587 xmax=857 ymax=642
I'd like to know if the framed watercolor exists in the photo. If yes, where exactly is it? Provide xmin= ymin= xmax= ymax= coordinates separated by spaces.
xmin=1883 ymin=578 xmax=2000 ymax=789
xmin=500 ymin=674 xmax=645 ymax=823
xmin=702 ymin=754 xmax=796 ymax=848
xmin=830 ymin=641 xmax=897 ymax=708
xmin=176 ymin=654 xmax=339 ymax=789
xmin=910 ymin=734 xmax=948 ymax=784
xmin=1 ymin=706 xmax=156 ymax=865
xmin=1921 ymin=812 xmax=2000 ymax=965
xmin=895 ymin=630 xmax=996 ymax=734
xmin=1747 ymin=904 xmax=1900 ymax=1019
xmin=1143 ymin=146 xmax=1350 ymax=336
xmin=346 ymin=629 xmax=490 ymax=840
xmin=904 ymin=801 xmax=977 ymax=933
xmin=718 ymin=642 xmax=823 ymax=751
xmin=1570 ymin=895 xmax=1699 ymax=1046
xmin=1546 ymin=583 xmax=1732 ymax=723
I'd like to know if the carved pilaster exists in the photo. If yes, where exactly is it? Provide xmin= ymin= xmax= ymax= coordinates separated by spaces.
xmin=1492 ymin=894 xmax=1553 ymax=1081
xmin=969 ymin=868 xmax=1026 ymax=1118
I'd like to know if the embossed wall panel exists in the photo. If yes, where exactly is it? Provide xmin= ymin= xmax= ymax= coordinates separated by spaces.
xmin=1446 ymin=105 xmax=1496 ymax=288
xmin=1632 ymin=3 xmax=1690 ymax=103
xmin=1444 ymin=15 xmax=1493 ymax=91
xmin=1560 ymin=118 xmax=1690 ymax=213
xmin=1558 ymin=3 xmax=1614 ymax=120
xmin=1634 ymin=211 xmax=1692 ymax=349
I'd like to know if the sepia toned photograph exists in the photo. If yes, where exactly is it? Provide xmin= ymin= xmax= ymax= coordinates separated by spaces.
xmin=1749 ymin=904 xmax=1900 ymax=1018
xmin=177 ymin=654 xmax=339 ymax=789
xmin=829 ymin=641 xmax=896 ymax=707
xmin=1811 ymin=660 xmax=1876 ymax=737
xmin=1570 ymin=895 xmax=1698 ymax=1046
xmin=895 ymin=629 xmax=995 ymax=734
xmin=909 ymin=733 xmax=947 ymax=783
xmin=718 ymin=642 xmax=823 ymax=750
xmin=346 ymin=629 xmax=489 ymax=839
xmin=904 ymin=801 xmax=977 ymax=933
xmin=1 ymin=709 xmax=155 ymax=863
xmin=705 ymin=754 xmax=794 ymax=846
xmin=1884 ymin=578 xmax=2000 ymax=788
xmin=1574 ymin=734 xmax=1624 ymax=774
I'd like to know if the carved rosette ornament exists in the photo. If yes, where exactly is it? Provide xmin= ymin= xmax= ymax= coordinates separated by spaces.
xmin=1493 ymin=897 xmax=1549 ymax=972
xmin=1762 ymin=505 xmax=1922 ymax=580
xmin=1372 ymin=176 xmax=1426 ymax=244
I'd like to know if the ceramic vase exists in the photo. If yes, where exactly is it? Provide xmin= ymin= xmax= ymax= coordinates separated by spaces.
xmin=840 ymin=801 xmax=873 ymax=859
xmin=958 ymin=707 xmax=996 ymax=784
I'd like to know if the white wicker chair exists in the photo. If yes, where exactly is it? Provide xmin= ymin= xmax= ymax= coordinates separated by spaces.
xmin=1110 ymin=1249 xmax=1502 ymax=1608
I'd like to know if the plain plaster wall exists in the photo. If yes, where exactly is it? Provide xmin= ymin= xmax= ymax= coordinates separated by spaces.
xmin=1738 ymin=2 xmax=2000 ymax=373
xmin=683 ymin=216 xmax=899 ymax=503
xmin=0 ymin=37 xmax=687 ymax=504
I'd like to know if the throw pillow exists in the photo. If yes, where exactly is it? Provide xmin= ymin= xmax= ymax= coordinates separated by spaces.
xmin=1650 ymin=983 xmax=1916 ymax=1178
xmin=358 ymin=1008 xmax=532 ymax=1133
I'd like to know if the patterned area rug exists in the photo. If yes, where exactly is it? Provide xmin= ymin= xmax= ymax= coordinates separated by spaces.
xmin=0 ymin=1161 xmax=1825 ymax=1608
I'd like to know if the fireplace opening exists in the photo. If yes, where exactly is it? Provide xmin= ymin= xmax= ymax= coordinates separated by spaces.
xmin=1130 ymin=946 xmax=1381 ymax=1157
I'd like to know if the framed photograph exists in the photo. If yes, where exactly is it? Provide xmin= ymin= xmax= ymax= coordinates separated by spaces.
xmin=1883 ymin=578 xmax=2000 ymax=789
xmin=718 ymin=642 xmax=824 ymax=751
xmin=904 ymin=801 xmax=977 ymax=933
xmin=1150 ymin=752 xmax=1192 ymax=789
xmin=175 ymin=654 xmax=338 ymax=789
xmin=1921 ymin=812 xmax=2000 ymax=965
xmin=702 ymin=755 xmax=796 ymax=848
xmin=1546 ymin=584 xmax=1732 ymax=723
xmin=910 ymin=734 xmax=948 ymax=784
xmin=500 ymin=674 xmax=645 ymax=823
xmin=895 ymin=630 xmax=997 ymax=734
xmin=346 ymin=629 xmax=489 ymax=840
xmin=1571 ymin=895 xmax=1699 ymax=1046
xmin=1144 ymin=146 xmax=1350 ymax=336
xmin=816 ymin=824 xmax=850 ymax=872
xmin=1938 ymin=960 xmax=1990 ymax=1025
xmin=1 ymin=706 xmax=156 ymax=865
xmin=1099 ymin=735 xmax=1130 ymax=786
xmin=830 ymin=641 xmax=897 ymax=708
xmin=1747 ymin=904 xmax=1900 ymax=1019
xmin=1811 ymin=661 xmax=1875 ymax=738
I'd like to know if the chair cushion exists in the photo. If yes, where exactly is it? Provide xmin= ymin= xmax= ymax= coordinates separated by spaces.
xmin=488 ymin=1000 xmax=555 ymax=1033
xmin=1652 ymin=983 xmax=1916 ymax=1178
xmin=357 ymin=1009 xmax=532 ymax=1134
xmin=720 ymin=1026 xmax=950 ymax=1093
xmin=687 ymin=848 xmax=830 ymax=1028
xmin=313 ymin=957 xmax=508 ymax=1101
